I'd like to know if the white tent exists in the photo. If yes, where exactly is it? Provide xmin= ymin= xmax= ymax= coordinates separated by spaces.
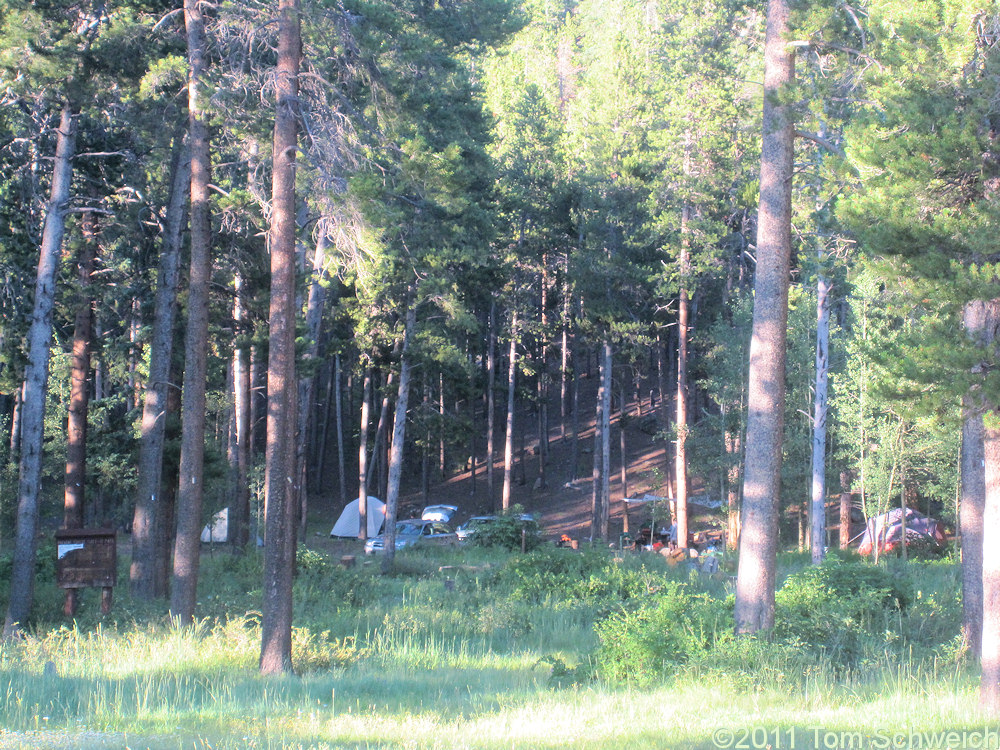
xmin=331 ymin=496 xmax=385 ymax=538
xmin=201 ymin=507 xmax=228 ymax=543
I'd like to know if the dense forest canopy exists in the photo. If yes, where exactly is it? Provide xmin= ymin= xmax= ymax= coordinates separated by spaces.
xmin=2 ymin=0 xmax=1000 ymax=692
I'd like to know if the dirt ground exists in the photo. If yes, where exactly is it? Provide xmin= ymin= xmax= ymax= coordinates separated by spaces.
xmin=304 ymin=371 xmax=725 ymax=556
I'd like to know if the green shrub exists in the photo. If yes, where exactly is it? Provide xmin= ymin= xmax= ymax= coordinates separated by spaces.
xmin=774 ymin=557 xmax=911 ymax=666
xmin=473 ymin=505 xmax=543 ymax=551
xmin=593 ymin=582 xmax=731 ymax=685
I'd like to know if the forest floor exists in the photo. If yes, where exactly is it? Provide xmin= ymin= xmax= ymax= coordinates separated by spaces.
xmin=305 ymin=369 xmax=725 ymax=555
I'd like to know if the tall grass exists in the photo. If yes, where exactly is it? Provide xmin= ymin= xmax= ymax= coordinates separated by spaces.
xmin=0 ymin=545 xmax=986 ymax=749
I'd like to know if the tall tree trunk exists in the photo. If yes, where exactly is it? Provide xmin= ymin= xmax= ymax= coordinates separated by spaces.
xmin=734 ymin=0 xmax=795 ymax=635
xmin=296 ymin=233 xmax=329 ymax=540
xmin=133 ymin=141 xmax=188 ymax=595
xmin=964 ymin=300 xmax=990 ymax=660
xmin=486 ymin=301 xmax=497 ymax=510
xmin=980 ymin=300 xmax=1000 ymax=719
xmin=438 ymin=373 xmax=446 ymax=479
xmin=64 ymin=209 xmax=97 ymax=530
xmin=726 ymin=419 xmax=742 ymax=551
xmin=502 ymin=313 xmax=518 ymax=511
xmin=381 ymin=303 xmax=417 ymax=572
xmin=469 ymin=388 xmax=477 ymax=496
xmin=357 ymin=366 xmax=373 ymax=539
xmin=811 ymin=271 xmax=831 ymax=564
xmin=569 ymin=332 xmax=581 ymax=483
xmin=369 ymin=369 xmax=396 ymax=500
xmin=982 ymin=384 xmax=1000 ymax=713
xmin=4 ymin=101 xmax=76 ymax=637
xmin=591 ymin=384 xmax=602 ymax=541
xmin=260 ymin=0 xmax=301 ymax=677
xmin=231 ymin=272 xmax=252 ymax=551
xmin=170 ymin=0 xmax=213 ymax=624
xmin=963 ymin=403 xmax=986 ymax=657
xmin=599 ymin=340 xmax=612 ymax=541
xmin=9 ymin=381 xmax=23 ymax=460
xmin=127 ymin=300 xmax=142 ymax=412
xmin=619 ymin=383 xmax=628 ymax=503
xmin=334 ymin=354 xmax=346 ymax=506
xmin=676 ymin=204 xmax=691 ymax=549
xmin=838 ymin=471 xmax=852 ymax=550
xmin=560 ymin=273 xmax=570 ymax=441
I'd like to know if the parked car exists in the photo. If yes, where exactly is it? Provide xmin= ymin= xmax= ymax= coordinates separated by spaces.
xmin=363 ymin=519 xmax=457 ymax=554
xmin=421 ymin=504 xmax=458 ymax=523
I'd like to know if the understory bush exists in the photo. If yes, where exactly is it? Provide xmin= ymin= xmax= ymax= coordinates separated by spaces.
xmin=773 ymin=557 xmax=913 ymax=666
xmin=472 ymin=505 xmax=543 ymax=551
xmin=593 ymin=582 xmax=731 ymax=685
xmin=488 ymin=547 xmax=670 ymax=610
xmin=592 ymin=556 xmax=965 ymax=686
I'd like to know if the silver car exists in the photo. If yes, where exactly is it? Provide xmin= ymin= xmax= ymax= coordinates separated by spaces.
xmin=363 ymin=519 xmax=457 ymax=554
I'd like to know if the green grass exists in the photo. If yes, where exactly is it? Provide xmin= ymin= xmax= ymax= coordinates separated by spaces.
xmin=0 ymin=545 xmax=986 ymax=749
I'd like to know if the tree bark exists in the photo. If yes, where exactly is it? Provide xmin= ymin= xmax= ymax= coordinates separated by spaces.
xmin=964 ymin=300 xmax=990 ymax=660
xmin=296 ymin=233 xmax=330 ymax=540
xmin=9 ymin=381 xmax=23 ymax=460
xmin=982 ymin=410 xmax=1000 ymax=714
xmin=4 ymin=101 xmax=76 ymax=637
xmin=619 ymin=383 xmax=628 ymax=504
xmin=260 ymin=0 xmax=301 ymax=677
xmin=676 ymin=205 xmax=691 ymax=549
xmin=334 ymin=354 xmax=346 ymax=506
xmin=838 ymin=471 xmax=852 ymax=550
xmin=734 ymin=0 xmax=795 ymax=635
xmin=599 ymin=340 xmax=612 ymax=541
xmin=502 ymin=312 xmax=518 ymax=511
xmin=726 ymin=421 xmax=742 ymax=551
xmin=230 ymin=272 xmax=252 ymax=551
xmin=381 ymin=303 xmax=417 ymax=572
xmin=64 ymin=209 xmax=97 ymax=530
xmin=358 ymin=367 xmax=372 ymax=539
xmin=811 ymin=271 xmax=831 ymax=564
xmin=170 ymin=0 xmax=213 ymax=624
xmin=486 ymin=301 xmax=497 ymax=509
xmin=132 ymin=140 xmax=188 ymax=597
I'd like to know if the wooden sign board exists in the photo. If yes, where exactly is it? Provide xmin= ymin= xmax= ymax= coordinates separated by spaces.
xmin=55 ymin=528 xmax=117 ymax=589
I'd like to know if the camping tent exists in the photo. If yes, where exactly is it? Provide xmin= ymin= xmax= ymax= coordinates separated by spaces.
xmin=201 ymin=508 xmax=228 ymax=543
xmin=331 ymin=496 xmax=385 ymax=538
xmin=857 ymin=507 xmax=945 ymax=556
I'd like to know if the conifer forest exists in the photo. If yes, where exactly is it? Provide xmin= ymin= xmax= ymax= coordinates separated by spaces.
xmin=4 ymin=0 xmax=1000 ymax=744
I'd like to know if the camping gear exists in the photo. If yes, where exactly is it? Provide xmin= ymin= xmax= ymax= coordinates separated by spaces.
xmin=331 ymin=496 xmax=386 ymax=538
xmin=857 ymin=507 xmax=945 ymax=556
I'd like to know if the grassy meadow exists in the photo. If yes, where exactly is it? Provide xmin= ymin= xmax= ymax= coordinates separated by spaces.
xmin=0 ymin=540 xmax=988 ymax=750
